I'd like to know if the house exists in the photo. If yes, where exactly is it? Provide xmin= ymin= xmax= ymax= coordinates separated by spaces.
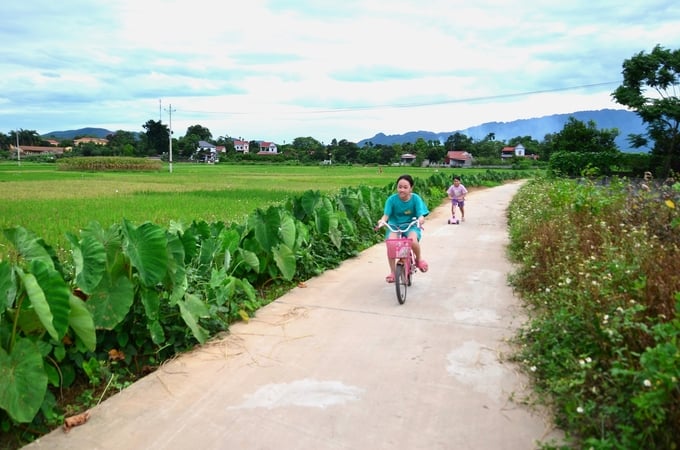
xmin=233 ymin=139 xmax=249 ymax=153
xmin=501 ymin=143 xmax=525 ymax=159
xmin=74 ymin=137 xmax=108 ymax=146
xmin=195 ymin=140 xmax=217 ymax=163
xmin=445 ymin=150 xmax=474 ymax=167
xmin=10 ymin=144 xmax=67 ymax=156
xmin=257 ymin=141 xmax=278 ymax=154
xmin=46 ymin=139 xmax=59 ymax=146
xmin=400 ymin=153 xmax=417 ymax=165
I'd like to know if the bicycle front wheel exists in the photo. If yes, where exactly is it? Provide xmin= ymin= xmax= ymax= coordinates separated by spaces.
xmin=395 ymin=263 xmax=407 ymax=304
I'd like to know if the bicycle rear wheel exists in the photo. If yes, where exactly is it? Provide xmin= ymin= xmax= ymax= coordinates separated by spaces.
xmin=394 ymin=263 xmax=407 ymax=304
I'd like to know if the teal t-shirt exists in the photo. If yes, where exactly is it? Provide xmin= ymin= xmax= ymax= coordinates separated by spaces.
xmin=383 ymin=193 xmax=429 ymax=239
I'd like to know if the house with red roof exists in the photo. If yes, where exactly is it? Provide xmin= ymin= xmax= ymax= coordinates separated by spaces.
xmin=257 ymin=141 xmax=278 ymax=155
xmin=445 ymin=150 xmax=473 ymax=167
xmin=232 ymin=139 xmax=250 ymax=153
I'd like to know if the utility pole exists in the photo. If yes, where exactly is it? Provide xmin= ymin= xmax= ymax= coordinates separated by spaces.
xmin=16 ymin=131 xmax=20 ymax=166
xmin=165 ymin=104 xmax=176 ymax=173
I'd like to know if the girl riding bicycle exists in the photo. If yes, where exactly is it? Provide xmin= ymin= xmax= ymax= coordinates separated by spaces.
xmin=377 ymin=174 xmax=429 ymax=283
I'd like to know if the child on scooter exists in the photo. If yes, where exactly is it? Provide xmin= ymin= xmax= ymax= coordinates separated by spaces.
xmin=447 ymin=176 xmax=468 ymax=223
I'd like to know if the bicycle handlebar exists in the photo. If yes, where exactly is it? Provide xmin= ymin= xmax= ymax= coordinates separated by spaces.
xmin=375 ymin=218 xmax=422 ymax=234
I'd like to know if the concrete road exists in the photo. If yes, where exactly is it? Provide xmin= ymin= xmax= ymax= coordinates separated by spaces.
xmin=26 ymin=180 xmax=563 ymax=450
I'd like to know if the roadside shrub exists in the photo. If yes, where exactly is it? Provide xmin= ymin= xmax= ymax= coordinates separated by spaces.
xmin=507 ymin=177 xmax=680 ymax=448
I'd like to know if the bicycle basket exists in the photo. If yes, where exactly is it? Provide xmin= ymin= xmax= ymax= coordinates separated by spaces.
xmin=386 ymin=238 xmax=412 ymax=259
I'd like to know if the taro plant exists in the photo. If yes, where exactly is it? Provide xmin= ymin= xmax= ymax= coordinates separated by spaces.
xmin=0 ymin=227 xmax=96 ymax=424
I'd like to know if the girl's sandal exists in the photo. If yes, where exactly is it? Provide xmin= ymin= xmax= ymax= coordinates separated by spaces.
xmin=416 ymin=260 xmax=429 ymax=272
xmin=385 ymin=273 xmax=395 ymax=283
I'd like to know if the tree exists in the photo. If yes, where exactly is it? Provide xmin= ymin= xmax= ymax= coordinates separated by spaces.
xmin=550 ymin=117 xmax=619 ymax=153
xmin=547 ymin=118 xmax=621 ymax=176
xmin=445 ymin=132 xmax=473 ymax=152
xmin=177 ymin=134 xmax=199 ymax=160
xmin=107 ymin=131 xmax=138 ymax=156
xmin=471 ymin=134 xmax=503 ymax=159
xmin=612 ymin=44 xmax=680 ymax=176
xmin=185 ymin=125 xmax=212 ymax=142
xmin=0 ymin=132 xmax=11 ymax=151
xmin=142 ymin=120 xmax=169 ymax=156
xmin=291 ymin=137 xmax=324 ymax=162
xmin=6 ymin=129 xmax=42 ymax=147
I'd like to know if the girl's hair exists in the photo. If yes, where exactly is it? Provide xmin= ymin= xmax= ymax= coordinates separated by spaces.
xmin=397 ymin=174 xmax=414 ymax=187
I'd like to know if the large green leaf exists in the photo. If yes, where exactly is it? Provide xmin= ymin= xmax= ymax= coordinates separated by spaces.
xmin=178 ymin=294 xmax=209 ymax=344
xmin=3 ymin=227 xmax=54 ymax=269
xmin=147 ymin=320 xmax=165 ymax=345
xmin=198 ymin=237 xmax=219 ymax=268
xmin=238 ymin=248 xmax=260 ymax=272
xmin=236 ymin=278 xmax=257 ymax=304
xmin=68 ymin=295 xmax=96 ymax=351
xmin=177 ymin=224 xmax=199 ymax=262
xmin=80 ymin=221 xmax=124 ymax=267
xmin=0 ymin=337 xmax=48 ymax=423
xmin=29 ymin=259 xmax=71 ymax=340
xmin=140 ymin=287 xmax=160 ymax=321
xmin=295 ymin=221 xmax=310 ymax=248
xmin=253 ymin=207 xmax=280 ymax=252
xmin=300 ymin=190 xmax=323 ymax=217
xmin=15 ymin=266 xmax=58 ymax=341
xmin=122 ymin=220 xmax=168 ymax=287
xmin=167 ymin=234 xmax=187 ymax=291
xmin=87 ymin=271 xmax=135 ymax=330
xmin=0 ymin=260 xmax=16 ymax=308
xmin=328 ymin=227 xmax=343 ymax=249
xmin=219 ymin=228 xmax=241 ymax=255
xmin=279 ymin=212 xmax=296 ymax=249
xmin=337 ymin=193 xmax=360 ymax=219
xmin=315 ymin=207 xmax=331 ymax=234
xmin=340 ymin=214 xmax=355 ymax=234
xmin=67 ymin=232 xmax=106 ymax=294
xmin=272 ymin=244 xmax=296 ymax=281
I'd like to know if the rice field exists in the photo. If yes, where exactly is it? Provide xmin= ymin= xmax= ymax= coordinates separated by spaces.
xmin=0 ymin=162 xmax=451 ymax=258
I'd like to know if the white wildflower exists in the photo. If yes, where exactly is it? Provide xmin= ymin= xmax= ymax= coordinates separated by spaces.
xmin=577 ymin=406 xmax=584 ymax=414
xmin=643 ymin=379 xmax=652 ymax=387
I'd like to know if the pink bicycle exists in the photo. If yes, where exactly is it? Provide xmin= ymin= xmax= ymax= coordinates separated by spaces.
xmin=376 ymin=218 xmax=421 ymax=304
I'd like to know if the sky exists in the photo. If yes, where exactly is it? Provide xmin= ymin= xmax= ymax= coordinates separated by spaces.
xmin=1 ymin=0 xmax=679 ymax=144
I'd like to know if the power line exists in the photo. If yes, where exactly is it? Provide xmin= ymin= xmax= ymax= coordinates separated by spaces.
xmin=180 ymin=81 xmax=621 ymax=116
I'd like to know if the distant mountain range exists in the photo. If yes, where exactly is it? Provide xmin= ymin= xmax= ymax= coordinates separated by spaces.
xmin=43 ymin=109 xmax=648 ymax=152
xmin=357 ymin=109 xmax=648 ymax=152
xmin=43 ymin=127 xmax=114 ymax=140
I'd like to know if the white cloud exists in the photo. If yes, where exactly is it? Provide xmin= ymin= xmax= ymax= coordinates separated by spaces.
xmin=1 ymin=0 xmax=678 ymax=142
